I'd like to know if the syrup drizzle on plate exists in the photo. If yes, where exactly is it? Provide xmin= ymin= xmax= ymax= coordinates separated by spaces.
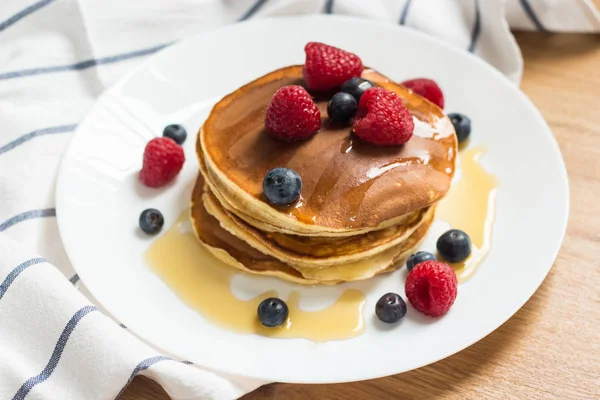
xmin=146 ymin=213 xmax=366 ymax=342
xmin=146 ymin=144 xmax=497 ymax=340
xmin=436 ymin=145 xmax=498 ymax=281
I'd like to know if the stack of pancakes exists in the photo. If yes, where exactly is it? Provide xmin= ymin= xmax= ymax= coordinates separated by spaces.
xmin=192 ymin=66 xmax=457 ymax=285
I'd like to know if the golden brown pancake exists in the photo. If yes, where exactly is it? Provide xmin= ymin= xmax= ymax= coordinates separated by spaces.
xmin=199 ymin=65 xmax=456 ymax=236
xmin=198 ymin=140 xmax=422 ymax=237
xmin=203 ymin=185 xmax=432 ymax=268
xmin=190 ymin=175 xmax=434 ymax=285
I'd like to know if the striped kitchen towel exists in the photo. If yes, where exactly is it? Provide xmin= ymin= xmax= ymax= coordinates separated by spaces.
xmin=0 ymin=1 xmax=598 ymax=399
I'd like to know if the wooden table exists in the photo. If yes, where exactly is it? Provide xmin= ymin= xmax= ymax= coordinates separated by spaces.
xmin=120 ymin=32 xmax=600 ymax=400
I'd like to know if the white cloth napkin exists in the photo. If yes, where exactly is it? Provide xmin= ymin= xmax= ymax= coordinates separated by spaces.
xmin=0 ymin=1 xmax=597 ymax=399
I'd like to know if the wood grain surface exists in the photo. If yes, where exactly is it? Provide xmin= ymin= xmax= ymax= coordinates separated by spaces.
xmin=119 ymin=32 xmax=600 ymax=400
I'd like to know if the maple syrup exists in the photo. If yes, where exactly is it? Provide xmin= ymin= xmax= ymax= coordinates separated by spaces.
xmin=436 ymin=146 xmax=498 ymax=281
xmin=146 ymin=145 xmax=497 ymax=340
xmin=146 ymin=213 xmax=365 ymax=342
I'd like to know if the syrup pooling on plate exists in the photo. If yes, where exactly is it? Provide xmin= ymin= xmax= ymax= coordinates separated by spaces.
xmin=146 ymin=147 xmax=495 ymax=338
xmin=146 ymin=212 xmax=366 ymax=342
xmin=436 ymin=146 xmax=498 ymax=281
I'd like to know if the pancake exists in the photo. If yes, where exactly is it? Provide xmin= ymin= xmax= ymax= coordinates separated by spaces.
xmin=191 ymin=175 xmax=434 ymax=285
xmin=199 ymin=65 xmax=456 ymax=237
xmin=198 ymin=137 xmax=421 ymax=237
xmin=202 ymin=182 xmax=432 ymax=268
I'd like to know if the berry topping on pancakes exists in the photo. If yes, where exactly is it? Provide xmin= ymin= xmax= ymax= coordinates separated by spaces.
xmin=437 ymin=229 xmax=472 ymax=263
xmin=162 ymin=124 xmax=187 ymax=145
xmin=376 ymin=292 xmax=407 ymax=323
xmin=341 ymin=77 xmax=375 ymax=102
xmin=140 ymin=137 xmax=185 ymax=188
xmin=258 ymin=297 xmax=289 ymax=327
xmin=303 ymin=42 xmax=363 ymax=91
xmin=406 ymin=251 xmax=436 ymax=272
xmin=405 ymin=261 xmax=458 ymax=317
xmin=265 ymin=85 xmax=321 ymax=141
xmin=327 ymin=92 xmax=357 ymax=124
xmin=353 ymin=87 xmax=414 ymax=146
xmin=401 ymin=78 xmax=445 ymax=109
xmin=139 ymin=208 xmax=164 ymax=235
xmin=263 ymin=168 xmax=303 ymax=205
xmin=448 ymin=113 xmax=472 ymax=143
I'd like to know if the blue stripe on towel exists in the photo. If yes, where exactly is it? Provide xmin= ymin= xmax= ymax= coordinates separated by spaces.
xmin=0 ymin=42 xmax=172 ymax=81
xmin=399 ymin=0 xmax=412 ymax=25
xmin=237 ymin=0 xmax=268 ymax=21
xmin=0 ymin=258 xmax=46 ymax=300
xmin=115 ymin=356 xmax=172 ymax=399
xmin=68 ymin=273 xmax=80 ymax=284
xmin=468 ymin=0 xmax=481 ymax=53
xmin=0 ymin=125 xmax=76 ymax=156
xmin=0 ymin=0 xmax=56 ymax=34
xmin=519 ymin=0 xmax=547 ymax=32
xmin=0 ymin=209 xmax=56 ymax=232
xmin=324 ymin=0 xmax=334 ymax=14
xmin=11 ymin=305 xmax=98 ymax=400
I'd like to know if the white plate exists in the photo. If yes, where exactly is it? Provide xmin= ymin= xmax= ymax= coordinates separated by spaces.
xmin=56 ymin=16 xmax=569 ymax=383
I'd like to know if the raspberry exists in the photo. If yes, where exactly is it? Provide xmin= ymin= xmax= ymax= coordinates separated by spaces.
xmin=353 ymin=87 xmax=414 ymax=146
xmin=303 ymin=42 xmax=363 ymax=91
xmin=265 ymin=85 xmax=321 ymax=141
xmin=405 ymin=261 xmax=458 ymax=317
xmin=139 ymin=137 xmax=185 ymax=188
xmin=401 ymin=78 xmax=444 ymax=109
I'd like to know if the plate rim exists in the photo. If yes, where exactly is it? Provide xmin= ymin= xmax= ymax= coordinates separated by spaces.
xmin=55 ymin=15 xmax=570 ymax=383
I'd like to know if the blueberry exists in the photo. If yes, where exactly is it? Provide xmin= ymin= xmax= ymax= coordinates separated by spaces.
xmin=436 ymin=229 xmax=471 ymax=263
xmin=163 ymin=124 xmax=187 ymax=145
xmin=375 ymin=292 xmax=407 ymax=323
xmin=340 ymin=77 xmax=375 ymax=102
xmin=257 ymin=297 xmax=289 ymax=327
xmin=139 ymin=209 xmax=164 ymax=235
xmin=263 ymin=168 xmax=302 ymax=205
xmin=327 ymin=92 xmax=357 ymax=124
xmin=406 ymin=251 xmax=436 ymax=272
xmin=447 ymin=113 xmax=471 ymax=143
